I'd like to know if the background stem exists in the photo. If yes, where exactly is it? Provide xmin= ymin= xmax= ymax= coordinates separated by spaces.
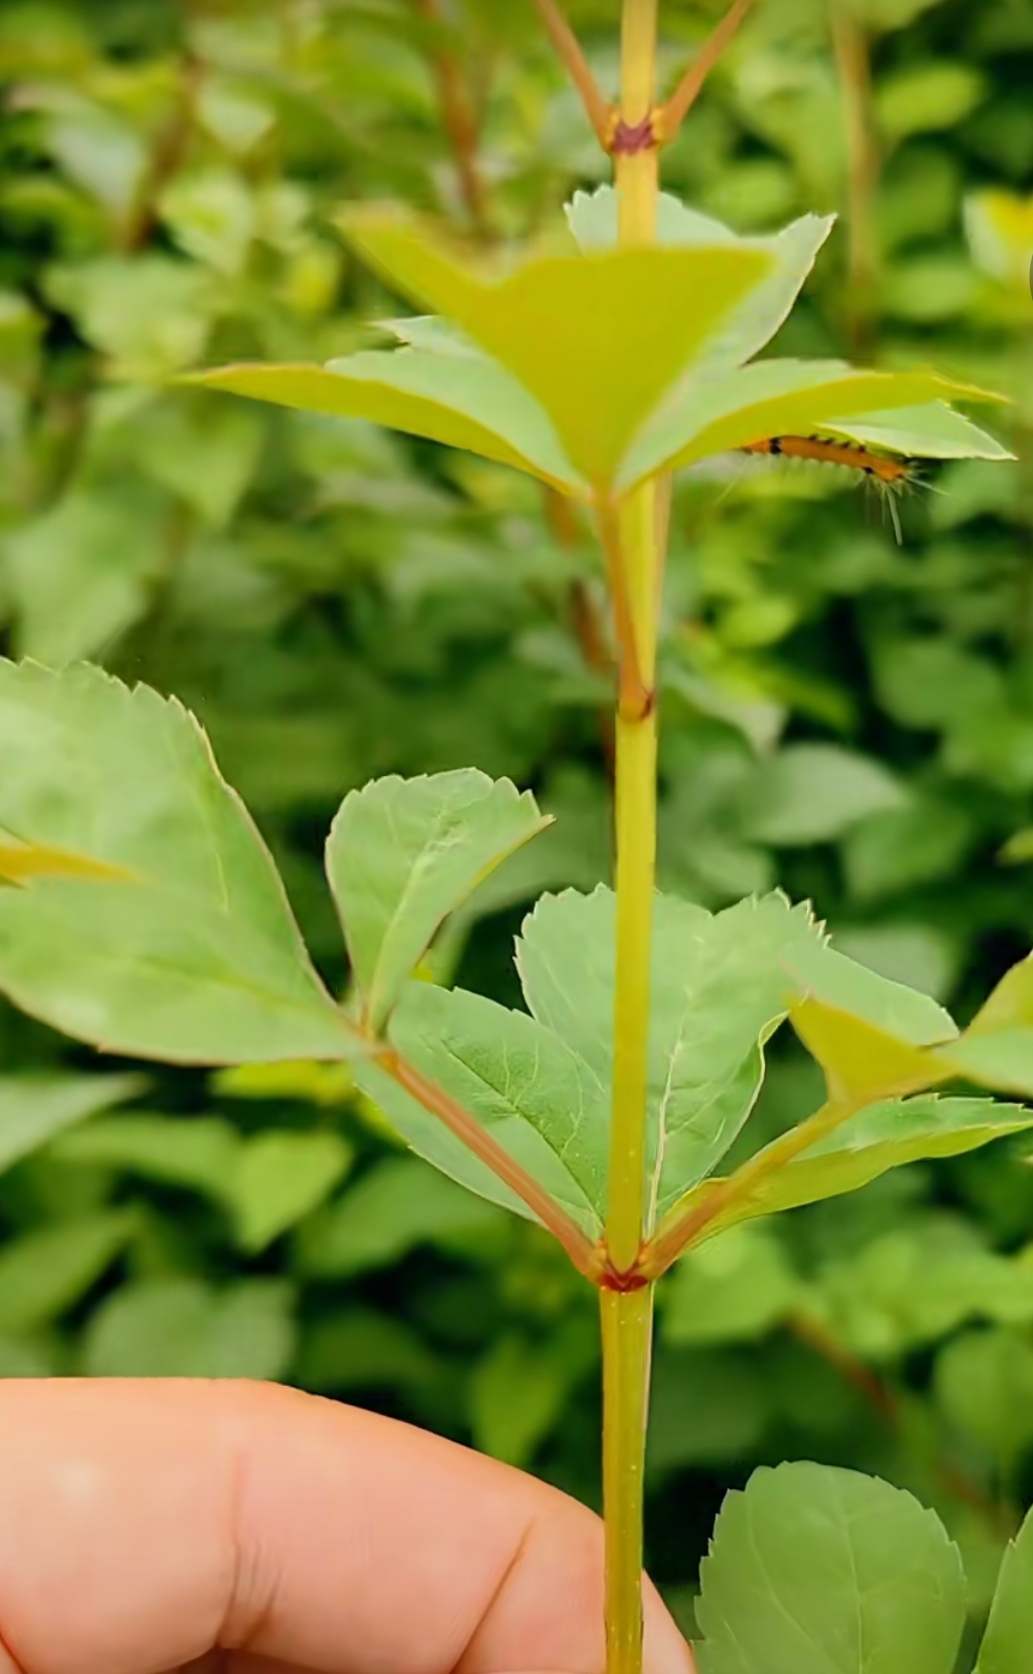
xmin=604 ymin=6 xmax=662 ymax=1674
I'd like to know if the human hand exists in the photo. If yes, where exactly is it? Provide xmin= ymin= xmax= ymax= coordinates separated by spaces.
xmin=0 ymin=1379 xmax=694 ymax=1674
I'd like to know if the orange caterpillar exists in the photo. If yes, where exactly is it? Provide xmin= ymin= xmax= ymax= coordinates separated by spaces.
xmin=739 ymin=435 xmax=913 ymax=484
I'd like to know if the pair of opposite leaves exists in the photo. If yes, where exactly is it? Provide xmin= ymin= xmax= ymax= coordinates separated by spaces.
xmin=191 ymin=185 xmax=1012 ymax=498
xmin=0 ymin=659 xmax=1032 ymax=1248
xmin=696 ymin=1458 xmax=1031 ymax=1674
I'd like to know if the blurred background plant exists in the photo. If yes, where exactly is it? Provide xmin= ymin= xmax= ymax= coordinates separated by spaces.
xmin=2 ymin=0 xmax=1033 ymax=1647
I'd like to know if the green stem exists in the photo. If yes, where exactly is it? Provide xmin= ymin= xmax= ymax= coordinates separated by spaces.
xmin=601 ymin=1285 xmax=655 ymax=1674
xmin=603 ymin=7 xmax=662 ymax=1674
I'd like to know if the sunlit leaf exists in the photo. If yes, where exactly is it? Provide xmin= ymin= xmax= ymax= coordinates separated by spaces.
xmin=327 ymin=769 xmax=549 ymax=1034
xmin=695 ymin=1462 xmax=966 ymax=1674
xmin=0 ymin=660 xmax=362 ymax=1064
xmin=825 ymin=401 xmax=1014 ymax=460
xmin=187 ymin=349 xmax=582 ymax=493
xmin=567 ymin=188 xmax=835 ymax=372
xmin=790 ymin=996 xmax=951 ymax=1102
xmin=338 ymin=205 xmax=773 ymax=483
xmin=621 ymin=359 xmax=1003 ymax=488
xmin=673 ymin=1095 xmax=1033 ymax=1240
xmin=940 ymin=954 xmax=1033 ymax=1096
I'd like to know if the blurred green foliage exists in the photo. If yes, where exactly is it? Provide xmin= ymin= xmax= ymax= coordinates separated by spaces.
xmin=4 ymin=0 xmax=1033 ymax=1637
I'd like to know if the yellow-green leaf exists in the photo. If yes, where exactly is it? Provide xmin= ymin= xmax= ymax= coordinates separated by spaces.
xmin=338 ymin=205 xmax=773 ymax=485
xmin=621 ymin=359 xmax=1005 ymax=488
xmin=790 ymin=994 xmax=953 ymax=1102
xmin=186 ymin=350 xmax=582 ymax=493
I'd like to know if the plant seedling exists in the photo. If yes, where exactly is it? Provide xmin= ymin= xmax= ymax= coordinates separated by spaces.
xmin=0 ymin=3 xmax=1027 ymax=1672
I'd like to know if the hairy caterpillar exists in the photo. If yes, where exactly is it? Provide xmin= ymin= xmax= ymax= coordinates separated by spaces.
xmin=738 ymin=434 xmax=919 ymax=539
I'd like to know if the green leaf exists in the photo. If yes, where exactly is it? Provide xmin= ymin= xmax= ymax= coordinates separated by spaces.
xmin=52 ymin=1113 xmax=242 ymax=1196
xmin=875 ymin=63 xmax=986 ymax=142
xmin=470 ymin=1324 xmax=595 ymax=1467
xmin=935 ymin=1326 xmax=1033 ymax=1472
xmin=0 ymin=1072 xmax=144 ymax=1176
xmin=327 ymin=770 xmax=549 ymax=1033
xmin=337 ymin=205 xmax=773 ymax=484
xmin=679 ymin=1096 xmax=1033 ymax=1237
xmin=0 ymin=1211 xmax=135 ymax=1335
xmin=647 ymin=1347 xmax=769 ymax=1473
xmin=81 ymin=1277 xmax=296 ymax=1379
xmin=824 ymin=402 xmax=1014 ymax=461
xmin=517 ymin=889 xmax=826 ymax=1222
xmin=230 ymin=1130 xmax=354 ymax=1252
xmin=188 ymin=348 xmax=582 ymax=494
xmin=386 ymin=980 xmax=606 ymax=1235
xmin=567 ymin=189 xmax=835 ymax=373
xmin=974 ymin=1503 xmax=1033 ymax=1673
xmin=45 ymin=255 xmax=214 ymax=381
xmin=939 ymin=955 xmax=1033 ymax=1094
xmin=663 ymin=1224 xmax=803 ymax=1346
xmin=736 ymin=744 xmax=907 ymax=846
xmin=2 ymin=491 xmax=164 ymax=665
xmin=296 ymin=1154 xmax=506 ymax=1278
xmin=695 ymin=1462 xmax=966 ymax=1674
xmin=620 ymin=359 xmax=1002 ymax=489
xmin=0 ymin=660 xmax=362 ymax=1064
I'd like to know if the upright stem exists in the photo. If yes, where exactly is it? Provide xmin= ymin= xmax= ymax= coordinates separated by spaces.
xmin=601 ymin=1285 xmax=654 ymax=1674
xmin=603 ymin=8 xmax=662 ymax=1674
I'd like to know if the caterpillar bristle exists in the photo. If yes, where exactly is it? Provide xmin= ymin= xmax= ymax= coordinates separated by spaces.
xmin=737 ymin=434 xmax=922 ymax=543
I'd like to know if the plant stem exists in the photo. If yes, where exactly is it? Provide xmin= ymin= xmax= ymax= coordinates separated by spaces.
xmin=603 ymin=9 xmax=662 ymax=1674
xmin=601 ymin=1285 xmax=654 ymax=1674
xmin=413 ymin=0 xmax=493 ymax=238
xmin=643 ymin=1097 xmax=859 ymax=1276
xmin=656 ymin=0 xmax=757 ymax=144
xmin=829 ymin=1 xmax=878 ymax=357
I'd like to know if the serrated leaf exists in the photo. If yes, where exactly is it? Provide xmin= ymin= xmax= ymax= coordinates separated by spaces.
xmin=824 ymin=401 xmax=1014 ymax=460
xmin=0 ymin=660 xmax=361 ymax=1064
xmin=0 ymin=1072 xmax=144 ymax=1176
xmin=674 ymin=1095 xmax=1033 ymax=1239
xmin=230 ymin=1130 xmax=354 ymax=1252
xmin=620 ymin=358 xmax=1002 ymax=489
xmin=386 ymin=980 xmax=606 ymax=1235
xmin=188 ymin=348 xmax=582 ymax=493
xmin=566 ymin=189 xmax=835 ymax=374
xmin=327 ymin=770 xmax=549 ymax=1033
xmin=517 ymin=888 xmax=826 ymax=1222
xmin=695 ymin=1462 xmax=966 ymax=1674
xmin=338 ymin=205 xmax=772 ymax=484
xmin=974 ymin=1503 xmax=1033 ymax=1673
